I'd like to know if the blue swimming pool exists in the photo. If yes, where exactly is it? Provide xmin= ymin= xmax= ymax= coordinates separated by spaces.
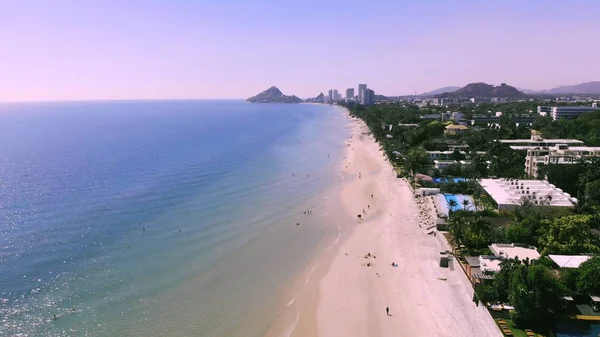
xmin=433 ymin=177 xmax=469 ymax=183
xmin=444 ymin=194 xmax=462 ymax=212
xmin=555 ymin=321 xmax=600 ymax=337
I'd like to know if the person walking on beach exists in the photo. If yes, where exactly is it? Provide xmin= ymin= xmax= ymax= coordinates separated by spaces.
xmin=386 ymin=306 xmax=390 ymax=315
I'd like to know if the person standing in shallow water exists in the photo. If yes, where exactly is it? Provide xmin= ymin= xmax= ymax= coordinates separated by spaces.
xmin=386 ymin=306 xmax=390 ymax=315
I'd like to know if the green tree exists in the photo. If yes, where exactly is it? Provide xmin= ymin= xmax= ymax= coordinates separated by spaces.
xmin=584 ymin=180 xmax=600 ymax=210
xmin=505 ymin=217 xmax=539 ymax=246
xmin=447 ymin=212 xmax=467 ymax=252
xmin=576 ymin=257 xmax=600 ymax=296
xmin=462 ymin=199 xmax=470 ymax=211
xmin=493 ymin=258 xmax=522 ymax=302
xmin=443 ymin=163 xmax=462 ymax=177
xmin=488 ymin=142 xmax=525 ymax=178
xmin=560 ymin=268 xmax=580 ymax=294
xmin=469 ymin=215 xmax=492 ymax=250
xmin=537 ymin=215 xmax=600 ymax=255
xmin=404 ymin=146 xmax=429 ymax=177
xmin=475 ymin=283 xmax=498 ymax=304
xmin=447 ymin=199 xmax=458 ymax=215
xmin=508 ymin=262 xmax=565 ymax=329
xmin=471 ymin=154 xmax=489 ymax=178
xmin=451 ymin=149 xmax=465 ymax=161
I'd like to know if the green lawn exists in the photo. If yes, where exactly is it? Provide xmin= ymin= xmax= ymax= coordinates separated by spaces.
xmin=496 ymin=318 xmax=540 ymax=337
xmin=506 ymin=320 xmax=528 ymax=337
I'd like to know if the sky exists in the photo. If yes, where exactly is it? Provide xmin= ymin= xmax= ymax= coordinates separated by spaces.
xmin=1 ymin=0 xmax=599 ymax=101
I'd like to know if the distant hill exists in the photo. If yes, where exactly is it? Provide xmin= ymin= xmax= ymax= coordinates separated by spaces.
xmin=305 ymin=92 xmax=325 ymax=103
xmin=374 ymin=94 xmax=389 ymax=101
xmin=422 ymin=86 xmax=461 ymax=96
xmin=439 ymin=82 xmax=527 ymax=98
xmin=247 ymin=86 xmax=303 ymax=103
xmin=518 ymin=88 xmax=539 ymax=95
xmin=543 ymin=81 xmax=600 ymax=94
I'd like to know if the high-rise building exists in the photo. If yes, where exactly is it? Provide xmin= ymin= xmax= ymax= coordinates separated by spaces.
xmin=360 ymin=89 xmax=375 ymax=106
xmin=346 ymin=88 xmax=354 ymax=100
xmin=358 ymin=84 xmax=367 ymax=103
xmin=328 ymin=89 xmax=333 ymax=102
xmin=333 ymin=89 xmax=340 ymax=102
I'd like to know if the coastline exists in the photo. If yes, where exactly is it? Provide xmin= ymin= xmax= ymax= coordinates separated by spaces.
xmin=270 ymin=105 xmax=501 ymax=336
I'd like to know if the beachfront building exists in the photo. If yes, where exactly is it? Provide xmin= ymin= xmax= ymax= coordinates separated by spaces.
xmin=433 ymin=159 xmax=488 ymax=170
xmin=478 ymin=178 xmax=577 ymax=213
xmin=537 ymin=104 xmax=600 ymax=120
xmin=444 ymin=124 xmax=468 ymax=135
xmin=397 ymin=123 xmax=419 ymax=128
xmin=434 ymin=160 xmax=458 ymax=170
xmin=447 ymin=143 xmax=470 ymax=151
xmin=427 ymin=150 xmax=486 ymax=161
xmin=427 ymin=150 xmax=465 ymax=161
xmin=525 ymin=144 xmax=600 ymax=177
xmin=470 ymin=114 xmax=536 ymax=126
xmin=465 ymin=255 xmax=503 ymax=284
xmin=537 ymin=106 xmax=552 ymax=116
xmin=465 ymin=245 xmax=540 ymax=284
xmin=489 ymin=243 xmax=540 ymax=261
xmin=498 ymin=130 xmax=584 ymax=151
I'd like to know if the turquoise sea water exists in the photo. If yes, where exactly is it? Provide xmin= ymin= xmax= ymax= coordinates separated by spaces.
xmin=0 ymin=100 xmax=349 ymax=336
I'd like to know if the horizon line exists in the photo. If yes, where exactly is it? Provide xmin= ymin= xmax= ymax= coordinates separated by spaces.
xmin=0 ymin=98 xmax=250 ymax=104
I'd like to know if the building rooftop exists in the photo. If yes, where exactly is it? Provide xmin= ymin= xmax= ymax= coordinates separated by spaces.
xmin=478 ymin=178 xmax=576 ymax=207
xmin=479 ymin=255 xmax=503 ymax=273
xmin=465 ymin=256 xmax=481 ymax=267
xmin=499 ymin=139 xmax=584 ymax=144
xmin=445 ymin=124 xmax=469 ymax=130
xmin=548 ymin=255 xmax=592 ymax=268
xmin=427 ymin=150 xmax=467 ymax=155
xmin=556 ymin=146 xmax=600 ymax=152
xmin=489 ymin=243 xmax=540 ymax=261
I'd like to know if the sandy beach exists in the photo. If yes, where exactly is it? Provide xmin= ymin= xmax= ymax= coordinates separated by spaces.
xmin=304 ymin=112 xmax=501 ymax=336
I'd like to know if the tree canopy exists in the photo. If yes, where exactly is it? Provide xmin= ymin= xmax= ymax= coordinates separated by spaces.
xmin=576 ymin=257 xmax=600 ymax=296
xmin=537 ymin=215 xmax=600 ymax=255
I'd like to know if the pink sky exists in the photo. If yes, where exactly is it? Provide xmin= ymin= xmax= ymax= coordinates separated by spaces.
xmin=1 ymin=0 xmax=599 ymax=101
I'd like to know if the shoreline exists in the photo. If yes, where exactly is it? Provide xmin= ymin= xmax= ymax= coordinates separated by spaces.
xmin=262 ymin=106 xmax=357 ymax=337
xmin=270 ymin=105 xmax=502 ymax=337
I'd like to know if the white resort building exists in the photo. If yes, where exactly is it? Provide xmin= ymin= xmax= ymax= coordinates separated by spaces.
xmin=525 ymin=144 xmax=600 ymax=177
xmin=537 ymin=104 xmax=600 ymax=120
xmin=478 ymin=178 xmax=576 ymax=212
xmin=489 ymin=243 xmax=540 ymax=261
xmin=499 ymin=130 xmax=583 ymax=151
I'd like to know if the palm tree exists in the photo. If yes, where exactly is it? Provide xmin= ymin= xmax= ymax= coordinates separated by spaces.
xmin=447 ymin=213 xmax=467 ymax=254
xmin=448 ymin=199 xmax=458 ymax=215
xmin=462 ymin=199 xmax=470 ymax=211
xmin=469 ymin=215 xmax=492 ymax=251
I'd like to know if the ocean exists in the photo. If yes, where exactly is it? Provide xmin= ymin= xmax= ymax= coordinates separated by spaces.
xmin=0 ymin=100 xmax=350 ymax=336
